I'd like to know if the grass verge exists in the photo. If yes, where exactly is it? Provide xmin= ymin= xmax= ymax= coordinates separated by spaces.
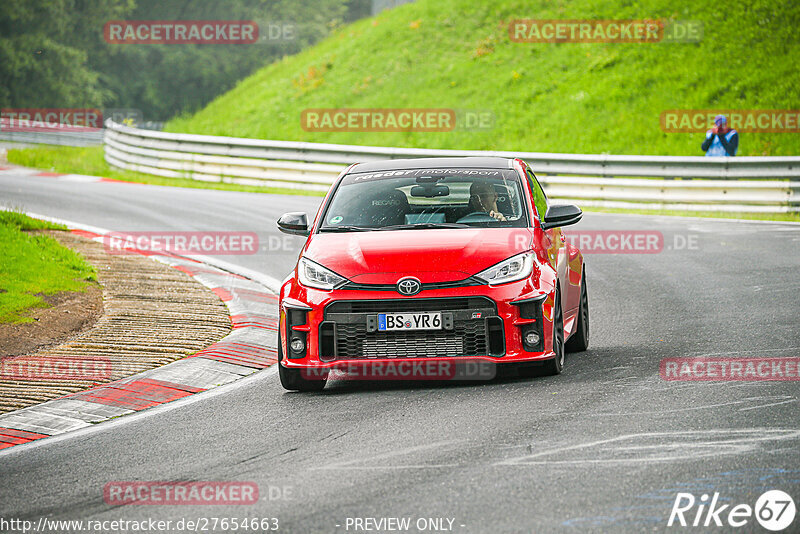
xmin=0 ymin=211 xmax=97 ymax=324
xmin=167 ymin=0 xmax=800 ymax=157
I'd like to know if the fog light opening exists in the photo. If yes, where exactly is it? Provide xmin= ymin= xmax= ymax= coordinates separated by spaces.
xmin=290 ymin=338 xmax=305 ymax=353
xmin=525 ymin=331 xmax=540 ymax=346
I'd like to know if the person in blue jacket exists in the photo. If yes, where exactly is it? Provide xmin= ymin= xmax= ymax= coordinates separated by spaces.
xmin=701 ymin=115 xmax=738 ymax=156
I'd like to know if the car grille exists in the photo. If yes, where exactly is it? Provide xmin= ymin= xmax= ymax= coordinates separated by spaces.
xmin=321 ymin=297 xmax=503 ymax=359
xmin=326 ymin=297 xmax=493 ymax=314
xmin=338 ymin=278 xmax=482 ymax=292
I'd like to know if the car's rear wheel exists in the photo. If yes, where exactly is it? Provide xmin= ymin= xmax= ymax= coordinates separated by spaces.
xmin=278 ymin=332 xmax=327 ymax=392
xmin=565 ymin=270 xmax=589 ymax=353
xmin=541 ymin=289 xmax=565 ymax=376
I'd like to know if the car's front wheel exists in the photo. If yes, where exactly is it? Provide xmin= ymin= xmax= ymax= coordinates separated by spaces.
xmin=541 ymin=288 xmax=565 ymax=376
xmin=565 ymin=270 xmax=589 ymax=353
xmin=278 ymin=332 xmax=327 ymax=392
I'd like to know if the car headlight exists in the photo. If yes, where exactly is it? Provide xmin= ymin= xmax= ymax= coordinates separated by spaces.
xmin=297 ymin=257 xmax=347 ymax=290
xmin=474 ymin=252 xmax=534 ymax=285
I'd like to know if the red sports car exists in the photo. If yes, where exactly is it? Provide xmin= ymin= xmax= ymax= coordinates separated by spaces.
xmin=276 ymin=157 xmax=588 ymax=391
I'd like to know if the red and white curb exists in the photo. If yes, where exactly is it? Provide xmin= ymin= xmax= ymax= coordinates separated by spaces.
xmin=0 ymin=216 xmax=282 ymax=451
xmin=0 ymin=166 xmax=140 ymax=184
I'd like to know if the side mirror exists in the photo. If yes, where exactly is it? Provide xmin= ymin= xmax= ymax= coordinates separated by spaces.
xmin=541 ymin=204 xmax=582 ymax=230
xmin=277 ymin=212 xmax=310 ymax=236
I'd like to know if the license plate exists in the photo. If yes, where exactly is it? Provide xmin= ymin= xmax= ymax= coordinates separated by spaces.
xmin=377 ymin=312 xmax=442 ymax=331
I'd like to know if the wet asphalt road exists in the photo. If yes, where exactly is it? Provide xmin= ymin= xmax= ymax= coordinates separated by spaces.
xmin=1 ymin=171 xmax=799 ymax=533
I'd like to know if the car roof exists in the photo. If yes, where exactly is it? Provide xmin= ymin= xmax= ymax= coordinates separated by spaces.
xmin=349 ymin=157 xmax=516 ymax=173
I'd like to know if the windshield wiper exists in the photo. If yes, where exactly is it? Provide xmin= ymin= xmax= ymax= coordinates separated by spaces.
xmin=377 ymin=223 xmax=471 ymax=231
xmin=318 ymin=225 xmax=374 ymax=233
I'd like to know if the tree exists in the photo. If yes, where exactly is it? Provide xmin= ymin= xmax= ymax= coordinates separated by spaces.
xmin=1 ymin=0 xmax=359 ymax=121
xmin=0 ymin=0 xmax=133 ymax=107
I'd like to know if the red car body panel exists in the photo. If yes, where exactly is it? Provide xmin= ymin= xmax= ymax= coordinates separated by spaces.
xmin=278 ymin=157 xmax=585 ymax=374
xmin=304 ymin=228 xmax=536 ymax=283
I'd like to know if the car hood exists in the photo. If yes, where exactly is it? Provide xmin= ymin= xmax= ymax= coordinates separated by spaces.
xmin=303 ymin=228 xmax=530 ymax=284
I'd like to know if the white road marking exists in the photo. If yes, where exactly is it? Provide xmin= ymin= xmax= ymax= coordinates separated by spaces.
xmin=737 ymin=398 xmax=797 ymax=411
xmin=313 ymin=440 xmax=463 ymax=471
xmin=495 ymin=429 xmax=800 ymax=466
xmin=688 ymin=347 xmax=800 ymax=358
xmin=587 ymin=396 xmax=795 ymax=417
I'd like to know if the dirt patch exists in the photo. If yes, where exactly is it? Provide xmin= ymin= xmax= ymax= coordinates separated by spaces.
xmin=0 ymin=285 xmax=103 ymax=358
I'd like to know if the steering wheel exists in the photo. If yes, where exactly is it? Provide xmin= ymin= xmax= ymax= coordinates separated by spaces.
xmin=456 ymin=212 xmax=497 ymax=223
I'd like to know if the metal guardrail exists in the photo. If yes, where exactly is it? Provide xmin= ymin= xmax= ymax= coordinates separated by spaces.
xmin=0 ymin=129 xmax=103 ymax=147
xmin=104 ymin=121 xmax=800 ymax=212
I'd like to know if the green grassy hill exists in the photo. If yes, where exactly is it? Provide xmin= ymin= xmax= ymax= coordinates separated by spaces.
xmin=167 ymin=0 xmax=800 ymax=156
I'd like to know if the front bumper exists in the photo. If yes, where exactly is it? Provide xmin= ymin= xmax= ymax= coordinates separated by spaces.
xmin=279 ymin=279 xmax=556 ymax=370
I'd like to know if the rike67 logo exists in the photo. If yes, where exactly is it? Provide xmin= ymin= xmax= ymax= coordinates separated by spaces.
xmin=668 ymin=490 xmax=796 ymax=531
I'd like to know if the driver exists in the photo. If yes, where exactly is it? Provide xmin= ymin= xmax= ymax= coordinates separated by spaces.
xmin=469 ymin=181 xmax=506 ymax=221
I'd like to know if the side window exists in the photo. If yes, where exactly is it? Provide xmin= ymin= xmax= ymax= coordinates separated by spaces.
xmin=526 ymin=169 xmax=548 ymax=221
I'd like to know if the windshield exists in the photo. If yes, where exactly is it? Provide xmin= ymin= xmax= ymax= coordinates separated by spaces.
xmin=319 ymin=168 xmax=528 ymax=231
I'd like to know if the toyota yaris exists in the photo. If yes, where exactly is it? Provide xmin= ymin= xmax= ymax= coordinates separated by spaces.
xmin=276 ymin=157 xmax=588 ymax=391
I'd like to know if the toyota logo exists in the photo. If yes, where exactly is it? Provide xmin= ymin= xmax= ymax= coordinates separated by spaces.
xmin=396 ymin=277 xmax=422 ymax=296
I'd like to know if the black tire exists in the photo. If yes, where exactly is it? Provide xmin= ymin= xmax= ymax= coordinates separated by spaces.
xmin=565 ymin=270 xmax=589 ymax=353
xmin=541 ymin=288 xmax=565 ymax=376
xmin=278 ymin=332 xmax=326 ymax=392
